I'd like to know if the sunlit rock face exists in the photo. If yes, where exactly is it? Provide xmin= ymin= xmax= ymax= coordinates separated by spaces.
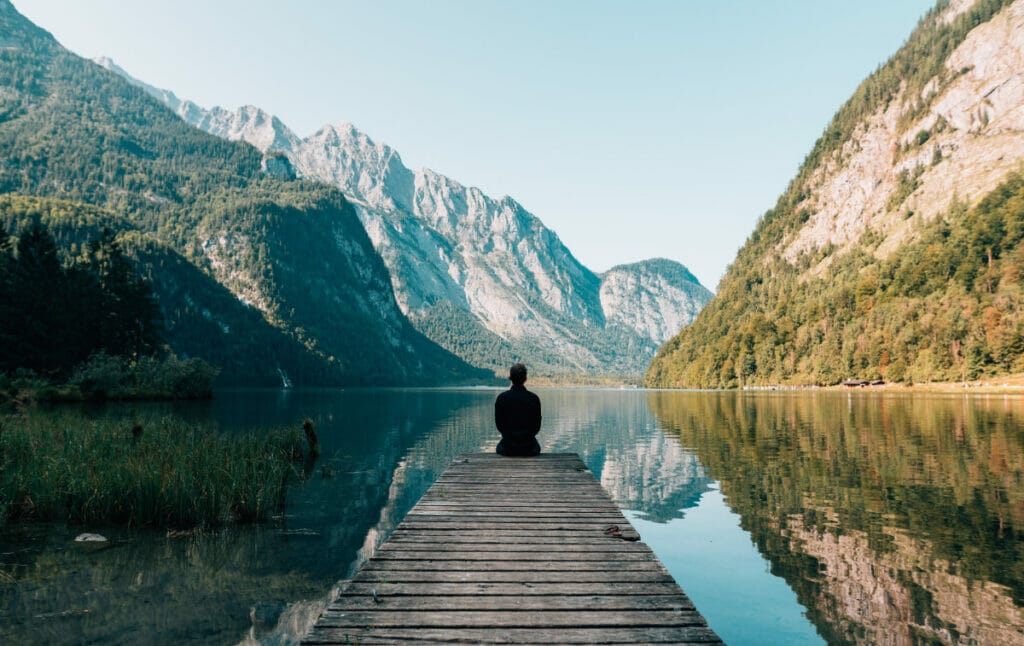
xmin=600 ymin=260 xmax=713 ymax=346
xmin=98 ymin=57 xmax=712 ymax=376
xmin=781 ymin=0 xmax=1024 ymax=268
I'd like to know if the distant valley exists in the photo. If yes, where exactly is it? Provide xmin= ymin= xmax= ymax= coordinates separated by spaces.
xmin=0 ymin=0 xmax=712 ymax=385
xmin=97 ymin=57 xmax=713 ymax=378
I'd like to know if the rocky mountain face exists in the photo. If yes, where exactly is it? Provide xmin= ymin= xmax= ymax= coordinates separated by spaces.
xmin=600 ymin=260 xmax=710 ymax=349
xmin=98 ymin=58 xmax=713 ymax=377
xmin=781 ymin=0 xmax=1024 ymax=264
xmin=0 ymin=2 xmax=483 ymax=386
xmin=647 ymin=0 xmax=1024 ymax=387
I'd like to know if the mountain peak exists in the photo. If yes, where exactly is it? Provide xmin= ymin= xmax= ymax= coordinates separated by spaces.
xmin=605 ymin=258 xmax=703 ymax=289
xmin=93 ymin=55 xmax=115 ymax=68
xmin=118 ymin=59 xmax=712 ymax=376
xmin=331 ymin=121 xmax=360 ymax=136
xmin=321 ymin=121 xmax=401 ymax=159
xmin=93 ymin=56 xmax=183 ymax=112
xmin=600 ymin=260 xmax=713 ymax=345
xmin=94 ymin=57 xmax=298 ymax=153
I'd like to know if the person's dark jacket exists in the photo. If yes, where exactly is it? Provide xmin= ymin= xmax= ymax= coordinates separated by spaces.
xmin=494 ymin=385 xmax=542 ymax=456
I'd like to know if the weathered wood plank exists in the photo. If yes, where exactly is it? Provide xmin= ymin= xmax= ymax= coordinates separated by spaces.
xmin=352 ymin=570 xmax=674 ymax=583
xmin=423 ymin=487 xmax=611 ymax=494
xmin=380 ymin=544 xmax=651 ymax=552
xmin=304 ymin=626 xmax=723 ymax=644
xmin=363 ymin=559 xmax=667 ymax=572
xmin=435 ymin=475 xmax=594 ymax=480
xmin=400 ymin=516 xmax=629 ymax=525
xmin=372 ymin=549 xmax=654 ymax=560
xmin=420 ymin=495 xmax=609 ymax=499
xmin=421 ymin=497 xmax=616 ymax=504
xmin=413 ymin=503 xmax=621 ymax=511
xmin=392 ymin=518 xmax=628 ymax=526
xmin=339 ymin=581 xmax=689 ymax=596
xmin=386 ymin=528 xmax=641 ymax=541
xmin=328 ymin=594 xmax=696 ymax=612
xmin=315 ymin=609 xmax=707 ymax=628
xmin=420 ymin=499 xmax=615 ymax=504
xmin=430 ymin=477 xmax=599 ymax=482
xmin=453 ymin=453 xmax=581 ymax=458
xmin=422 ymin=488 xmax=611 ymax=494
xmin=301 ymin=452 xmax=721 ymax=645
xmin=405 ymin=511 xmax=627 ymax=519
xmin=436 ymin=476 xmax=596 ymax=481
xmin=383 ymin=535 xmax=649 ymax=547
xmin=389 ymin=528 xmax=637 ymax=536
xmin=404 ymin=507 xmax=625 ymax=516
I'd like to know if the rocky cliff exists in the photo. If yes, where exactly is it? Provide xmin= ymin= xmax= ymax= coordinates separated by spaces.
xmin=600 ymin=260 xmax=711 ymax=349
xmin=98 ymin=58 xmax=713 ymax=377
xmin=647 ymin=0 xmax=1024 ymax=387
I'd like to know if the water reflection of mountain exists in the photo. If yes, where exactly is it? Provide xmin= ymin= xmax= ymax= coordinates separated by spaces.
xmin=357 ymin=389 xmax=715 ymax=533
xmin=650 ymin=391 xmax=1024 ymax=645
xmin=595 ymin=432 xmax=709 ymax=522
xmin=538 ymin=389 xmax=714 ymax=523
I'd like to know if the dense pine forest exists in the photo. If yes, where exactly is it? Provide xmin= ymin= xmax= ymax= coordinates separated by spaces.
xmin=0 ymin=217 xmax=158 ymax=376
xmin=0 ymin=196 xmax=221 ymax=398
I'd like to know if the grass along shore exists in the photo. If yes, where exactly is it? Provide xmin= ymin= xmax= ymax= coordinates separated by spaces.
xmin=0 ymin=412 xmax=306 ymax=528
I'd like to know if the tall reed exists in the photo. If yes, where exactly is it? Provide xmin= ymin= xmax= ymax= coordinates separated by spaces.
xmin=0 ymin=412 xmax=304 ymax=528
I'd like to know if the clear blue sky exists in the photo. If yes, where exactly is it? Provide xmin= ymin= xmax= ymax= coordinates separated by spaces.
xmin=15 ymin=0 xmax=934 ymax=290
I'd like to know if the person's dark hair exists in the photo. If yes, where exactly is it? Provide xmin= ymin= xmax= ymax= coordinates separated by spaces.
xmin=509 ymin=363 xmax=527 ymax=385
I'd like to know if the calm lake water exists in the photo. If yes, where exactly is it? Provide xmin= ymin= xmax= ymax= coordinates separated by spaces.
xmin=1 ymin=388 xmax=1022 ymax=645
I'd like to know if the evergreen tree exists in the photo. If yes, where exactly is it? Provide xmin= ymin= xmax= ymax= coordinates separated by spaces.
xmin=0 ymin=227 xmax=13 ymax=370
xmin=84 ymin=227 xmax=162 ymax=358
xmin=6 ymin=222 xmax=70 ymax=375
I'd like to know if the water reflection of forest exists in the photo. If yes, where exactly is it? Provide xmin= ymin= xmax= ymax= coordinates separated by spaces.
xmin=15 ymin=390 xmax=1016 ymax=645
xmin=650 ymin=391 xmax=1024 ymax=646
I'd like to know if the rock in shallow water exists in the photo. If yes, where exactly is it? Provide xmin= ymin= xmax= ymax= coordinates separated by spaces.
xmin=74 ymin=533 xmax=107 ymax=542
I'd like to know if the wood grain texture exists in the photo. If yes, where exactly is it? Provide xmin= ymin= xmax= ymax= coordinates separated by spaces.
xmin=301 ymin=452 xmax=722 ymax=645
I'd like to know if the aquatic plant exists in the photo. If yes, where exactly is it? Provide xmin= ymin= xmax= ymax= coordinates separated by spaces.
xmin=0 ymin=413 xmax=304 ymax=527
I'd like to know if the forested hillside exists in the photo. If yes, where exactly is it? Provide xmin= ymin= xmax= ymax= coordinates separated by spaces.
xmin=0 ymin=0 xmax=483 ymax=385
xmin=0 ymin=195 xmax=342 ymax=385
xmin=647 ymin=0 xmax=1024 ymax=387
xmin=101 ymin=60 xmax=714 ymax=379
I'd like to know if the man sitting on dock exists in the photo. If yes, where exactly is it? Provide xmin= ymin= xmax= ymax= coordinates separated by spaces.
xmin=494 ymin=363 xmax=542 ymax=456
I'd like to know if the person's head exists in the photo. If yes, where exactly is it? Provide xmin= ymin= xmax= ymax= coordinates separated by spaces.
xmin=509 ymin=363 xmax=527 ymax=386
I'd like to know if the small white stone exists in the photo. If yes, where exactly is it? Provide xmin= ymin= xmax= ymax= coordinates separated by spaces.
xmin=74 ymin=533 xmax=107 ymax=543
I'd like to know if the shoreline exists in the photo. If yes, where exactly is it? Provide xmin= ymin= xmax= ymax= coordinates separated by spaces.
xmin=739 ymin=373 xmax=1024 ymax=395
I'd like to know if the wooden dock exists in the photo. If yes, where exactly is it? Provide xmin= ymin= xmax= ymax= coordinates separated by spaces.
xmin=302 ymin=452 xmax=722 ymax=645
